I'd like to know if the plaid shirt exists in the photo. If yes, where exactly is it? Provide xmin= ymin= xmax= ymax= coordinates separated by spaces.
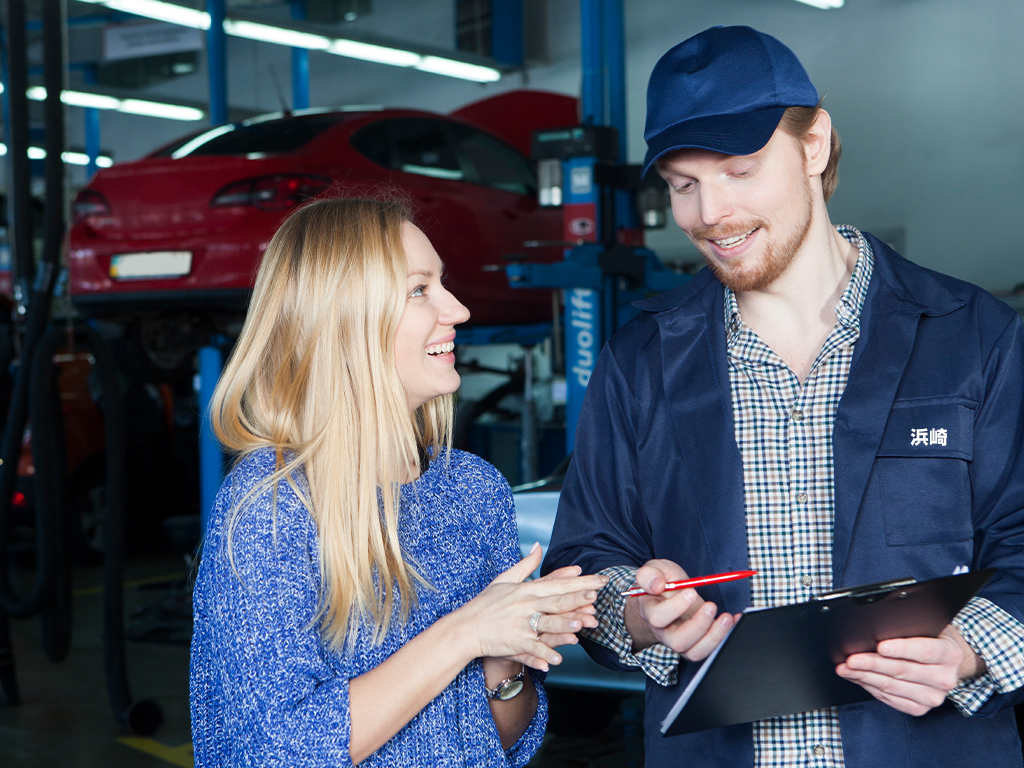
xmin=584 ymin=226 xmax=1024 ymax=767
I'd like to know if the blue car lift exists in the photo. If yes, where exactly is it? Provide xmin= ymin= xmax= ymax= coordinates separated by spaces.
xmin=501 ymin=0 xmax=690 ymax=455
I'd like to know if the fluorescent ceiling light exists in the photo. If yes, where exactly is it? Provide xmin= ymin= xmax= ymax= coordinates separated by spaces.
xmin=62 ymin=151 xmax=115 ymax=167
xmin=416 ymin=56 xmax=501 ymax=83
xmin=77 ymin=0 xmax=210 ymax=29
xmin=60 ymin=91 xmax=124 ymax=110
xmin=119 ymin=99 xmax=205 ymax=120
xmin=12 ymin=145 xmax=113 ymax=167
xmin=792 ymin=0 xmax=844 ymax=7
xmin=77 ymin=0 xmax=502 ymax=82
xmin=328 ymin=39 xmax=422 ymax=67
xmin=25 ymin=86 xmax=204 ymax=121
xmin=224 ymin=19 xmax=331 ymax=50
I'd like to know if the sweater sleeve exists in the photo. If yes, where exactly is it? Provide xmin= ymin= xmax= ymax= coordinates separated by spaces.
xmin=191 ymin=474 xmax=355 ymax=767
xmin=485 ymin=462 xmax=549 ymax=767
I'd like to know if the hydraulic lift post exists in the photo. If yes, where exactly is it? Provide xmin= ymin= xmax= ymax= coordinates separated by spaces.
xmin=506 ymin=0 xmax=689 ymax=455
xmin=197 ymin=342 xmax=226 ymax=538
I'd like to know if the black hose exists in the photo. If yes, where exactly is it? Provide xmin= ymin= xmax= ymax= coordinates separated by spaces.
xmin=3 ymin=0 xmax=33 ymax=293
xmin=0 ymin=0 xmax=62 ymax=618
xmin=86 ymin=326 xmax=163 ymax=736
xmin=34 ymin=0 xmax=72 ymax=664
xmin=30 ymin=325 xmax=72 ymax=663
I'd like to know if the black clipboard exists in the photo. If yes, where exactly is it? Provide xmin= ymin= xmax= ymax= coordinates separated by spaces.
xmin=661 ymin=569 xmax=995 ymax=736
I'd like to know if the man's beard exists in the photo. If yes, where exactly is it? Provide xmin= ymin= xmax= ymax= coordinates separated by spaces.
xmin=690 ymin=183 xmax=814 ymax=293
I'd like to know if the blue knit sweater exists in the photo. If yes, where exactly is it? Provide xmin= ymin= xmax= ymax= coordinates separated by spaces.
xmin=190 ymin=448 xmax=548 ymax=766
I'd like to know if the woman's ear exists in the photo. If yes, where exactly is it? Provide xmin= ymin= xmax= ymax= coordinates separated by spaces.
xmin=804 ymin=109 xmax=832 ymax=177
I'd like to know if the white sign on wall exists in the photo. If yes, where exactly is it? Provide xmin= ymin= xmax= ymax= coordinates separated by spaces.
xmin=103 ymin=22 xmax=204 ymax=62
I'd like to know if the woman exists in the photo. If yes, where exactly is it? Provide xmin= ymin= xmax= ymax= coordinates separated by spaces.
xmin=189 ymin=197 xmax=605 ymax=766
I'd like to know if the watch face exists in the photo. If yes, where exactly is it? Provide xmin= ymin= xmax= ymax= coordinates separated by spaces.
xmin=497 ymin=679 xmax=525 ymax=701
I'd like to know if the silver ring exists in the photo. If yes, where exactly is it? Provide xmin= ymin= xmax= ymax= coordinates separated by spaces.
xmin=529 ymin=611 xmax=542 ymax=634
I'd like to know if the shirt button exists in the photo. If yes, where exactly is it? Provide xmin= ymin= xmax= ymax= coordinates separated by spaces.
xmin=792 ymin=409 xmax=804 ymax=422
xmin=801 ymin=575 xmax=813 ymax=587
xmin=797 ymin=493 xmax=808 ymax=504
xmin=813 ymin=745 xmax=826 ymax=757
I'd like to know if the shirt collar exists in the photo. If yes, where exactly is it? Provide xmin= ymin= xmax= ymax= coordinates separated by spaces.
xmin=724 ymin=225 xmax=875 ymax=346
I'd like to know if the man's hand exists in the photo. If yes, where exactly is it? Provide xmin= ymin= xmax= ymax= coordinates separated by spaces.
xmin=835 ymin=625 xmax=985 ymax=716
xmin=624 ymin=559 xmax=738 ymax=661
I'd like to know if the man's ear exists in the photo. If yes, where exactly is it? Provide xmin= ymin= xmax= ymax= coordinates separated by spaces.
xmin=804 ymin=109 xmax=832 ymax=177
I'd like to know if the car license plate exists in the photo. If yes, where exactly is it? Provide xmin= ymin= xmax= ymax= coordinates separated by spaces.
xmin=109 ymin=251 xmax=192 ymax=280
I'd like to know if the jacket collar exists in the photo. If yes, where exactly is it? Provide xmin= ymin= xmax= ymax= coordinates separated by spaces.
xmin=634 ymin=231 xmax=964 ymax=320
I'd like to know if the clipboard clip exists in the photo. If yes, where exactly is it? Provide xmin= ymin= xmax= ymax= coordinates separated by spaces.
xmin=813 ymin=576 xmax=917 ymax=603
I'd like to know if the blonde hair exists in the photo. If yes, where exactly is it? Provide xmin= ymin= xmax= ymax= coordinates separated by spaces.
xmin=210 ymin=197 xmax=453 ymax=648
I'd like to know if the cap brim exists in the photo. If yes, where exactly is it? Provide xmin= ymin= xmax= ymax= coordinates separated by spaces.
xmin=641 ymin=107 xmax=787 ymax=178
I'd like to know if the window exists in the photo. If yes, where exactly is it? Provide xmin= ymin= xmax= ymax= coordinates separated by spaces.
xmin=388 ymin=119 xmax=463 ymax=180
xmin=456 ymin=0 xmax=491 ymax=57
xmin=350 ymin=121 xmax=391 ymax=167
xmin=449 ymin=123 xmax=535 ymax=196
xmin=153 ymin=113 xmax=344 ymax=158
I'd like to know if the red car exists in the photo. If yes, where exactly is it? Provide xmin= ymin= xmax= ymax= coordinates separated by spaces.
xmin=68 ymin=90 xmax=576 ymax=367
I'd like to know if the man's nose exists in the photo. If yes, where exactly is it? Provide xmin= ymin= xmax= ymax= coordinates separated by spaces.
xmin=698 ymin=182 xmax=734 ymax=226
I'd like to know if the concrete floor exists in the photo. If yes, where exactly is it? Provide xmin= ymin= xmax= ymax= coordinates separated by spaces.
xmin=0 ymin=555 xmax=645 ymax=767
xmin=0 ymin=555 xmax=193 ymax=767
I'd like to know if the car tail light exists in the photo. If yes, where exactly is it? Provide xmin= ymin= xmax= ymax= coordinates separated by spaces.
xmin=72 ymin=189 xmax=112 ymax=222
xmin=210 ymin=174 xmax=332 ymax=211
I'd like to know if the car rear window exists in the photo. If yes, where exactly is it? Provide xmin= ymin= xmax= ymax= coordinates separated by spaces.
xmin=351 ymin=118 xmax=464 ymax=181
xmin=152 ymin=113 xmax=344 ymax=158
xmin=449 ymin=123 xmax=536 ymax=196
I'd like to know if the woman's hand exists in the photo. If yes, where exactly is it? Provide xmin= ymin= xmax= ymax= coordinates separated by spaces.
xmin=525 ymin=564 xmax=600 ymax=651
xmin=451 ymin=544 xmax=607 ymax=671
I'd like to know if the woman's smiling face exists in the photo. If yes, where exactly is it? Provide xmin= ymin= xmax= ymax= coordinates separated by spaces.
xmin=394 ymin=222 xmax=471 ymax=412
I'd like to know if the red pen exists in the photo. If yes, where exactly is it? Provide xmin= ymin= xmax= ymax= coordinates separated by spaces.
xmin=621 ymin=569 xmax=757 ymax=597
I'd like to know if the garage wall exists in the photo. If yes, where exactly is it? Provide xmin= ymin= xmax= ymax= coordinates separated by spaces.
xmin=57 ymin=0 xmax=1024 ymax=292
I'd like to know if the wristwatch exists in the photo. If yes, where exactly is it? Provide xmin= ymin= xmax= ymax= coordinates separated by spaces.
xmin=485 ymin=666 xmax=526 ymax=701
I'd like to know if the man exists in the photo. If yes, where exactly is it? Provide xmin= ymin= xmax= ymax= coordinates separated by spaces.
xmin=543 ymin=25 xmax=1024 ymax=767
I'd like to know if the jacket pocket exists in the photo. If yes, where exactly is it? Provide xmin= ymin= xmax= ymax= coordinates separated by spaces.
xmin=876 ymin=398 xmax=975 ymax=546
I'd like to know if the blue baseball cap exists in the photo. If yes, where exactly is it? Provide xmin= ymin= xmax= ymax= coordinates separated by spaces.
xmin=642 ymin=26 xmax=820 ymax=178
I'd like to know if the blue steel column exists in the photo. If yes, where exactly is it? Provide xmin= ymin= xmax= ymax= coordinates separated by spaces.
xmin=580 ymin=0 xmax=604 ymax=126
xmin=290 ymin=0 xmax=309 ymax=110
xmin=198 ymin=344 xmax=225 ymax=537
xmin=84 ymin=65 xmax=100 ymax=179
xmin=206 ymin=0 xmax=228 ymax=125
xmin=602 ymin=0 xmax=634 ymax=231
xmin=490 ymin=0 xmax=524 ymax=67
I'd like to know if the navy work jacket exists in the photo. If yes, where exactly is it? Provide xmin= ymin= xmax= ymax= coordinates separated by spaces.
xmin=544 ymin=234 xmax=1024 ymax=768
